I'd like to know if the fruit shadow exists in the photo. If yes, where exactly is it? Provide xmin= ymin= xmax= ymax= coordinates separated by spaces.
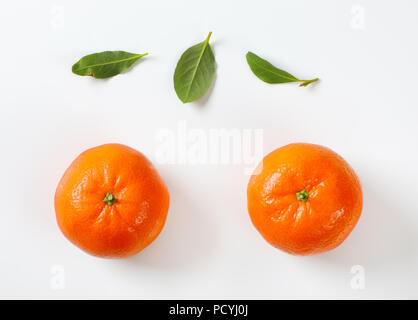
xmin=122 ymin=167 xmax=217 ymax=271
xmin=306 ymin=170 xmax=417 ymax=271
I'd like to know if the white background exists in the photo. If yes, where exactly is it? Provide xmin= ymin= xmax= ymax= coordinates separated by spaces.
xmin=1 ymin=0 xmax=417 ymax=299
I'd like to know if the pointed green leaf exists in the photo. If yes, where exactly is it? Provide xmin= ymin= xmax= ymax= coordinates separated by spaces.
xmin=174 ymin=32 xmax=216 ymax=103
xmin=246 ymin=52 xmax=318 ymax=86
xmin=72 ymin=51 xmax=148 ymax=79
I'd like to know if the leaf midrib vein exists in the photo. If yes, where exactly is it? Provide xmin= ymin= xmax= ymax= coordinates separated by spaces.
xmin=251 ymin=58 xmax=298 ymax=82
xmin=75 ymin=54 xmax=144 ymax=71
xmin=184 ymin=36 xmax=211 ymax=100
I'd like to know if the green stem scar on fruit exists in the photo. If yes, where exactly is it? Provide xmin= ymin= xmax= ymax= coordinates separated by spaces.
xmin=296 ymin=189 xmax=309 ymax=202
xmin=103 ymin=192 xmax=117 ymax=206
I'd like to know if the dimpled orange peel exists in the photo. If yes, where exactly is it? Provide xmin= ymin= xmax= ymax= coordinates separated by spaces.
xmin=55 ymin=143 xmax=170 ymax=258
xmin=247 ymin=143 xmax=363 ymax=255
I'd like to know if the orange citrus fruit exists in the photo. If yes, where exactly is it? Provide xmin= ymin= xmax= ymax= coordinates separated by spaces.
xmin=247 ymin=143 xmax=362 ymax=255
xmin=55 ymin=143 xmax=169 ymax=258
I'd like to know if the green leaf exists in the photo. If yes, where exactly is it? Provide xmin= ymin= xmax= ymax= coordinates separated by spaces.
xmin=72 ymin=51 xmax=148 ymax=79
xmin=246 ymin=52 xmax=318 ymax=86
xmin=174 ymin=32 xmax=216 ymax=103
